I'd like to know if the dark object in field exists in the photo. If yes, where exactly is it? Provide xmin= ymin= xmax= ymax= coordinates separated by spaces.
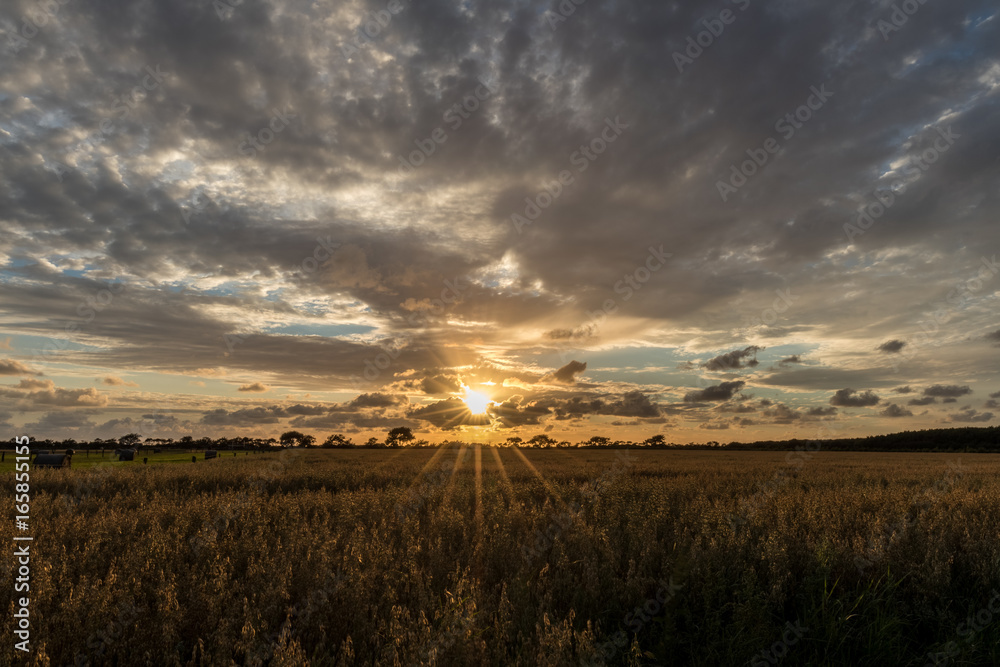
xmin=192 ymin=456 xmax=197 ymax=463
xmin=153 ymin=448 xmax=162 ymax=453
xmin=143 ymin=458 xmax=148 ymax=464
xmin=116 ymin=449 xmax=135 ymax=461
xmin=35 ymin=453 xmax=72 ymax=468
xmin=205 ymin=450 xmax=217 ymax=460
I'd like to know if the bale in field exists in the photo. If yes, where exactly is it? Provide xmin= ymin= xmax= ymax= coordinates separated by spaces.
xmin=34 ymin=453 xmax=72 ymax=468
xmin=116 ymin=449 xmax=135 ymax=462
xmin=204 ymin=450 xmax=217 ymax=460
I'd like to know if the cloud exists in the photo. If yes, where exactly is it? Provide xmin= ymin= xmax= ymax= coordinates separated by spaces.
xmin=201 ymin=406 xmax=288 ymax=425
xmin=949 ymin=408 xmax=994 ymax=423
xmin=778 ymin=355 xmax=803 ymax=366
xmin=1 ymin=0 xmax=999 ymax=441
xmin=699 ymin=422 xmax=730 ymax=430
xmin=419 ymin=375 xmax=462 ymax=395
xmin=684 ymin=381 xmax=746 ymax=403
xmin=877 ymin=340 xmax=907 ymax=353
xmin=892 ymin=386 xmax=913 ymax=394
xmin=762 ymin=403 xmax=801 ymax=423
xmin=922 ymin=385 xmax=972 ymax=398
xmin=986 ymin=330 xmax=1000 ymax=346
xmin=704 ymin=346 xmax=762 ymax=371
xmin=490 ymin=395 xmax=551 ymax=427
xmin=0 ymin=358 xmax=42 ymax=376
xmin=346 ymin=393 xmax=408 ymax=408
xmin=830 ymin=388 xmax=881 ymax=408
xmin=100 ymin=376 xmax=138 ymax=387
xmin=544 ymin=360 xmax=588 ymax=385
xmin=880 ymin=403 xmax=913 ymax=418
xmin=908 ymin=396 xmax=937 ymax=406
xmin=408 ymin=398 xmax=489 ymax=429
xmin=805 ymin=406 xmax=837 ymax=416
xmin=0 ymin=379 xmax=107 ymax=408
xmin=237 ymin=382 xmax=270 ymax=393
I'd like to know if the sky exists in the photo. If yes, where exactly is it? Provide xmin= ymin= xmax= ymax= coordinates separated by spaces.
xmin=1 ymin=0 xmax=999 ymax=444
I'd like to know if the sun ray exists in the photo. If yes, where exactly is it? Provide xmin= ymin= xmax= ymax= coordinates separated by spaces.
xmin=442 ymin=443 xmax=469 ymax=504
xmin=509 ymin=445 xmax=572 ymax=513
xmin=489 ymin=446 xmax=515 ymax=506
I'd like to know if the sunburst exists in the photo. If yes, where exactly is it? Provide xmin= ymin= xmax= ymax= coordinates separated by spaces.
xmin=462 ymin=385 xmax=492 ymax=415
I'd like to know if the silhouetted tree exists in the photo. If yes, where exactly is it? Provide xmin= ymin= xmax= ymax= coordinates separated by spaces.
xmin=279 ymin=431 xmax=315 ymax=447
xmin=386 ymin=427 xmax=415 ymax=447
xmin=322 ymin=434 xmax=355 ymax=448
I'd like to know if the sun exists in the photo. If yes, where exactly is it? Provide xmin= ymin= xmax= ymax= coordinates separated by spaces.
xmin=462 ymin=385 xmax=492 ymax=415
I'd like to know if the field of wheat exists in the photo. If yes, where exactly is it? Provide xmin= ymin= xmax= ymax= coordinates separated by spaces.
xmin=4 ymin=446 xmax=1000 ymax=666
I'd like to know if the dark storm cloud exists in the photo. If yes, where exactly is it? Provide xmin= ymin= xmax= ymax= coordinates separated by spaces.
xmin=880 ymin=403 xmax=913 ymax=418
xmin=546 ymin=360 xmax=588 ymax=385
xmin=778 ymin=355 xmax=803 ymax=366
xmin=908 ymin=396 xmax=937 ymax=406
xmin=408 ymin=398 xmax=489 ymax=430
xmin=762 ymin=403 xmax=801 ymax=424
xmin=346 ymin=393 xmax=408 ymax=409
xmin=986 ymin=330 xmax=1000 ymax=345
xmin=684 ymin=381 xmax=746 ymax=403
xmin=704 ymin=346 xmax=762 ymax=371
xmin=949 ymin=408 xmax=994 ymax=423
xmin=419 ymin=375 xmax=462 ymax=395
xmin=805 ymin=406 xmax=837 ymax=417
xmin=829 ymin=388 xmax=880 ymax=408
xmin=923 ymin=385 xmax=972 ymax=398
xmin=892 ymin=386 xmax=913 ymax=394
xmin=201 ymin=406 xmax=288 ymax=425
xmin=877 ymin=340 xmax=907 ymax=353
xmin=759 ymin=368 xmax=901 ymax=391
xmin=532 ymin=390 xmax=661 ymax=420
xmin=490 ymin=395 xmax=551 ymax=427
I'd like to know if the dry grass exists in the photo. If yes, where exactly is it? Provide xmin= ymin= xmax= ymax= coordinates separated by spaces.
xmin=4 ymin=448 xmax=1000 ymax=666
